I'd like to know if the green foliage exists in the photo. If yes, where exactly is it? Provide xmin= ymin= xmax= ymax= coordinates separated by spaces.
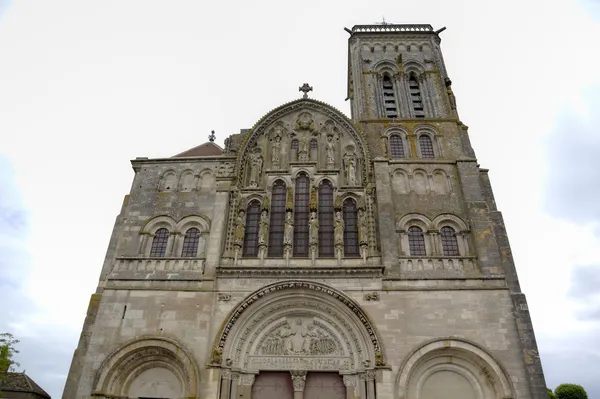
xmin=0 ymin=333 xmax=20 ymax=373
xmin=555 ymin=384 xmax=588 ymax=399
xmin=548 ymin=388 xmax=558 ymax=399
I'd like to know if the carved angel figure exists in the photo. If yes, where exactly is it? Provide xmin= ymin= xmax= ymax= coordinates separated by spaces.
xmin=334 ymin=211 xmax=344 ymax=246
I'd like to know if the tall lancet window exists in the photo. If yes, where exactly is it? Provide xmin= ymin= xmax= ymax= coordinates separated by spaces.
xmin=409 ymin=74 xmax=425 ymax=118
xmin=343 ymin=199 xmax=360 ymax=257
xmin=389 ymin=134 xmax=405 ymax=158
xmin=318 ymin=180 xmax=334 ymax=257
xmin=268 ymin=180 xmax=287 ymax=257
xmin=242 ymin=200 xmax=261 ymax=257
xmin=382 ymin=75 xmax=398 ymax=118
xmin=293 ymin=173 xmax=310 ymax=257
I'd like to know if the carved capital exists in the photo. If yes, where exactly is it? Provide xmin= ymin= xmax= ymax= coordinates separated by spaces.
xmin=240 ymin=374 xmax=255 ymax=386
xmin=366 ymin=370 xmax=377 ymax=381
xmin=221 ymin=369 xmax=231 ymax=380
xmin=343 ymin=375 xmax=357 ymax=387
xmin=290 ymin=370 xmax=307 ymax=391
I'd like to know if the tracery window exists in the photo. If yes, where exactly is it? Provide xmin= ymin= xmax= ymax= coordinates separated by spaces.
xmin=389 ymin=134 xmax=405 ymax=158
xmin=419 ymin=135 xmax=435 ymax=158
xmin=440 ymin=226 xmax=460 ymax=256
xmin=318 ymin=180 xmax=334 ymax=257
xmin=181 ymin=228 xmax=200 ymax=257
xmin=382 ymin=74 xmax=398 ymax=118
xmin=150 ymin=228 xmax=169 ymax=257
xmin=343 ymin=199 xmax=360 ymax=257
xmin=408 ymin=226 xmax=426 ymax=256
xmin=293 ymin=173 xmax=310 ymax=257
xmin=268 ymin=180 xmax=286 ymax=257
xmin=409 ymin=74 xmax=425 ymax=118
xmin=242 ymin=200 xmax=261 ymax=257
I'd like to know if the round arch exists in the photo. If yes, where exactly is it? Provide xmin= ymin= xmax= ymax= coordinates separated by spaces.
xmin=210 ymin=280 xmax=386 ymax=372
xmin=396 ymin=338 xmax=514 ymax=399
xmin=93 ymin=336 xmax=200 ymax=399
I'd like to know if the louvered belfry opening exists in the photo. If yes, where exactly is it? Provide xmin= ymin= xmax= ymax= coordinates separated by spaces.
xmin=382 ymin=74 xmax=398 ymax=118
xmin=409 ymin=74 xmax=425 ymax=118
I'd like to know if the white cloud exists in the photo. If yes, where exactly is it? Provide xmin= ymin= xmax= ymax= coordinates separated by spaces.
xmin=0 ymin=0 xmax=599 ymax=397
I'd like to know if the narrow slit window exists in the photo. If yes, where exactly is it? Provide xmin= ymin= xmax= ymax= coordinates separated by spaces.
xmin=343 ymin=199 xmax=360 ymax=257
xmin=409 ymin=74 xmax=425 ymax=118
xmin=291 ymin=139 xmax=299 ymax=151
xmin=150 ymin=228 xmax=169 ymax=257
xmin=389 ymin=134 xmax=405 ymax=158
xmin=268 ymin=180 xmax=286 ymax=257
xmin=310 ymin=139 xmax=318 ymax=150
xmin=441 ymin=226 xmax=460 ymax=256
xmin=382 ymin=75 xmax=398 ymax=118
xmin=181 ymin=228 xmax=200 ymax=257
xmin=242 ymin=201 xmax=261 ymax=257
xmin=293 ymin=173 xmax=310 ymax=257
xmin=408 ymin=226 xmax=426 ymax=256
xmin=318 ymin=180 xmax=334 ymax=257
xmin=419 ymin=135 xmax=435 ymax=158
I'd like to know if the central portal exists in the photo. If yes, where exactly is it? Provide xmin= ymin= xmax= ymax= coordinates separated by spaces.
xmin=251 ymin=372 xmax=345 ymax=399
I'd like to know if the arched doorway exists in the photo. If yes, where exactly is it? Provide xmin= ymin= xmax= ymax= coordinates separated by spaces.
xmin=211 ymin=281 xmax=385 ymax=399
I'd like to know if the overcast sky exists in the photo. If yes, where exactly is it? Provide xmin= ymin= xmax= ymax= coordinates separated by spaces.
xmin=1 ymin=0 xmax=599 ymax=398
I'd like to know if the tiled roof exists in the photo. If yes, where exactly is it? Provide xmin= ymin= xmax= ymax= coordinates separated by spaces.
xmin=0 ymin=372 xmax=51 ymax=398
xmin=173 ymin=142 xmax=223 ymax=157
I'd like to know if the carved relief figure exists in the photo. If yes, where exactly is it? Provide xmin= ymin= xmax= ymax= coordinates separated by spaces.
xmin=334 ymin=211 xmax=344 ymax=246
xmin=234 ymin=212 xmax=245 ymax=246
xmin=326 ymin=134 xmax=335 ymax=168
xmin=249 ymin=149 xmax=263 ymax=187
xmin=272 ymin=135 xmax=282 ymax=167
xmin=343 ymin=147 xmax=358 ymax=185
xmin=284 ymin=211 xmax=294 ymax=246
xmin=260 ymin=318 xmax=337 ymax=356
xmin=258 ymin=210 xmax=269 ymax=246
xmin=309 ymin=211 xmax=319 ymax=246
xmin=358 ymin=209 xmax=368 ymax=245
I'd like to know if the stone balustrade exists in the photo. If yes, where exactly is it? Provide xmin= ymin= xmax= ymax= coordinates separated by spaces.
xmin=112 ymin=257 xmax=204 ymax=273
xmin=398 ymin=256 xmax=478 ymax=278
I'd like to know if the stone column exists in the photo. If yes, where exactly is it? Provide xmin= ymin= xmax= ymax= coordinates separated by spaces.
xmin=366 ymin=370 xmax=376 ymax=399
xmin=407 ymin=134 xmax=418 ymax=159
xmin=358 ymin=373 xmax=367 ymax=399
xmin=343 ymin=375 xmax=357 ymax=399
xmin=166 ymin=232 xmax=177 ymax=256
xmin=290 ymin=370 xmax=307 ymax=399
xmin=239 ymin=374 xmax=255 ymax=399
xmin=137 ymin=233 xmax=149 ymax=256
xmin=230 ymin=372 xmax=240 ymax=399
xmin=220 ymin=369 xmax=232 ymax=399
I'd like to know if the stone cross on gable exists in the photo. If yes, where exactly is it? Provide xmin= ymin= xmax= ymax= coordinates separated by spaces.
xmin=299 ymin=83 xmax=313 ymax=99
xmin=209 ymin=130 xmax=216 ymax=142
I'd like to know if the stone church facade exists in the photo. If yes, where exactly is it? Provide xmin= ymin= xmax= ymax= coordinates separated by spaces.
xmin=62 ymin=24 xmax=547 ymax=399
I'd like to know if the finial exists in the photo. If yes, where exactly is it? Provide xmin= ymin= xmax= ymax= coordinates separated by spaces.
xmin=209 ymin=130 xmax=216 ymax=142
xmin=299 ymin=83 xmax=313 ymax=99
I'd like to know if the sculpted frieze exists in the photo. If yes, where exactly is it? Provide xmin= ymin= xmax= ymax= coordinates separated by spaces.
xmin=248 ymin=356 xmax=352 ymax=371
xmin=258 ymin=317 xmax=340 ymax=356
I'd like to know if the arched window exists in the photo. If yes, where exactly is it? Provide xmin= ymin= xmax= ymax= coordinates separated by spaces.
xmin=181 ymin=228 xmax=200 ymax=257
xmin=310 ymin=139 xmax=318 ymax=150
xmin=440 ymin=226 xmax=460 ymax=256
xmin=389 ymin=134 xmax=405 ymax=158
xmin=291 ymin=139 xmax=299 ymax=151
xmin=419 ymin=135 xmax=435 ymax=158
xmin=409 ymin=74 xmax=425 ymax=118
xmin=318 ymin=180 xmax=334 ymax=257
xmin=408 ymin=226 xmax=426 ymax=256
xmin=293 ymin=173 xmax=310 ymax=257
xmin=382 ymin=75 xmax=398 ymax=118
xmin=343 ymin=199 xmax=360 ymax=257
xmin=242 ymin=200 xmax=261 ymax=257
xmin=150 ymin=228 xmax=169 ymax=257
xmin=268 ymin=181 xmax=286 ymax=257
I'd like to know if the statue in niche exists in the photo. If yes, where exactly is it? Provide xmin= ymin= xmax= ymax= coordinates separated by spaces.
xmin=298 ymin=136 xmax=309 ymax=162
xmin=248 ymin=148 xmax=263 ymax=187
xmin=334 ymin=211 xmax=344 ymax=246
xmin=258 ymin=210 xmax=269 ymax=246
xmin=309 ymin=211 xmax=319 ymax=246
xmin=284 ymin=211 xmax=294 ymax=246
xmin=358 ymin=208 xmax=368 ymax=245
xmin=325 ymin=133 xmax=335 ymax=168
xmin=445 ymin=77 xmax=457 ymax=113
xmin=234 ymin=211 xmax=246 ymax=247
xmin=271 ymin=134 xmax=282 ymax=168
xmin=343 ymin=146 xmax=358 ymax=186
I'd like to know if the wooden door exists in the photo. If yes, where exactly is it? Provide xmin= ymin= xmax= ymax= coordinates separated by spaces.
xmin=251 ymin=372 xmax=293 ymax=399
xmin=304 ymin=372 xmax=346 ymax=399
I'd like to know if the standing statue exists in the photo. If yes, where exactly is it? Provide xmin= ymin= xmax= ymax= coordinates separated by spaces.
xmin=343 ymin=150 xmax=358 ymax=186
xmin=258 ymin=210 xmax=269 ymax=246
xmin=284 ymin=211 xmax=294 ymax=246
xmin=308 ymin=211 xmax=319 ymax=246
xmin=325 ymin=134 xmax=335 ymax=168
xmin=234 ymin=212 xmax=246 ymax=246
xmin=249 ymin=150 xmax=263 ymax=187
xmin=358 ymin=209 xmax=368 ymax=245
xmin=272 ymin=135 xmax=282 ymax=167
xmin=334 ymin=211 xmax=344 ymax=246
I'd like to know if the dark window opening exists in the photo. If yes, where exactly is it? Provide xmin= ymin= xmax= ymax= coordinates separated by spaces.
xmin=389 ymin=135 xmax=405 ymax=158
xmin=382 ymin=75 xmax=398 ymax=118
xmin=343 ymin=199 xmax=360 ymax=257
xmin=441 ymin=226 xmax=460 ymax=256
xmin=419 ymin=135 xmax=435 ymax=158
xmin=293 ymin=173 xmax=310 ymax=257
xmin=242 ymin=201 xmax=261 ymax=257
xmin=181 ymin=228 xmax=200 ymax=257
xmin=150 ymin=228 xmax=169 ymax=257
xmin=408 ymin=226 xmax=426 ymax=256
xmin=318 ymin=180 xmax=334 ymax=257
xmin=268 ymin=181 xmax=287 ymax=257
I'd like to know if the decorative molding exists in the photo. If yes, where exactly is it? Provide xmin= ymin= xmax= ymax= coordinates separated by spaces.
xmin=218 ymin=293 xmax=232 ymax=302
xmin=216 ymin=266 xmax=384 ymax=279
xmin=290 ymin=370 xmax=307 ymax=391
xmin=364 ymin=292 xmax=380 ymax=301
